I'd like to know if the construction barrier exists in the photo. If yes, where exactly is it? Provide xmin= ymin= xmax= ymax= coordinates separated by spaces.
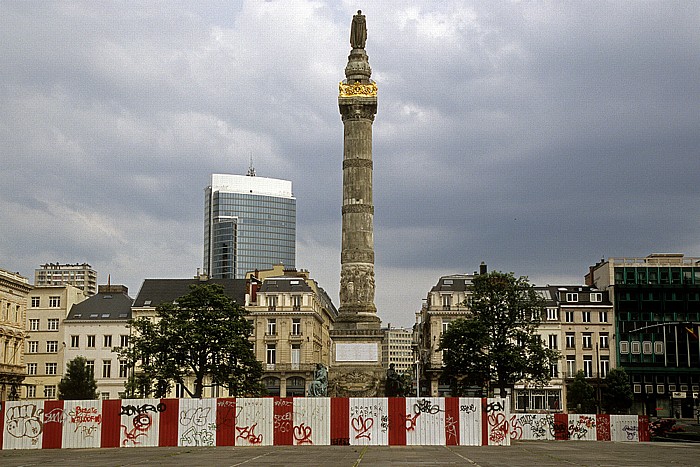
xmin=0 ymin=397 xmax=648 ymax=449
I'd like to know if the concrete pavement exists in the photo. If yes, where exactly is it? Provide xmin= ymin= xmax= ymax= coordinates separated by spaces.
xmin=1 ymin=441 xmax=699 ymax=466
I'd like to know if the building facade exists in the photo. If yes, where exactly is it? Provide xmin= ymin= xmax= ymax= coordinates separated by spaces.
xmin=381 ymin=327 xmax=414 ymax=375
xmin=416 ymin=270 xmax=483 ymax=396
xmin=246 ymin=266 xmax=337 ymax=397
xmin=63 ymin=285 xmax=132 ymax=400
xmin=0 ymin=268 xmax=31 ymax=400
xmin=587 ymin=254 xmax=700 ymax=417
xmin=35 ymin=263 xmax=97 ymax=296
xmin=131 ymin=274 xmax=248 ymax=398
xmin=204 ymin=173 xmax=296 ymax=279
xmin=24 ymin=285 xmax=87 ymax=399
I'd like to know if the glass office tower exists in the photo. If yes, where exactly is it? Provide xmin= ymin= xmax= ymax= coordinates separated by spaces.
xmin=204 ymin=174 xmax=296 ymax=279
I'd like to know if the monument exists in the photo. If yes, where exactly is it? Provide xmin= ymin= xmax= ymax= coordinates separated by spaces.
xmin=330 ymin=11 xmax=385 ymax=397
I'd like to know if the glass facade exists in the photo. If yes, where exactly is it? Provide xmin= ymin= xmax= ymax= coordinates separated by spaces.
xmin=204 ymin=175 xmax=296 ymax=279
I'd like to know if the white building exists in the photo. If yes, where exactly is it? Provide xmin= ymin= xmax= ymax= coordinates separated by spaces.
xmin=382 ymin=327 xmax=414 ymax=375
xmin=63 ymin=285 xmax=132 ymax=400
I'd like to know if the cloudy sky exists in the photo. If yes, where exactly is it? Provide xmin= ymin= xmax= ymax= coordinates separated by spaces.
xmin=2 ymin=1 xmax=699 ymax=327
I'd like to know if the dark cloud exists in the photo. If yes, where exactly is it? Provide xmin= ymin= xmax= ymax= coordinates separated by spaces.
xmin=1 ymin=2 xmax=698 ymax=327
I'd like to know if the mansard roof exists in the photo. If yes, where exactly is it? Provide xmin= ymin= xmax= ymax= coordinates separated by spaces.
xmin=66 ymin=288 xmax=133 ymax=321
xmin=258 ymin=276 xmax=313 ymax=293
xmin=132 ymin=278 xmax=247 ymax=307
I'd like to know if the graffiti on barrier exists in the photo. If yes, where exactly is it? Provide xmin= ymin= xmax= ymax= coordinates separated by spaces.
xmin=445 ymin=414 xmax=458 ymax=443
xmin=351 ymin=415 xmax=373 ymax=440
xmin=120 ymin=403 xmax=166 ymax=417
xmin=68 ymin=405 xmax=102 ymax=437
xmin=236 ymin=423 xmax=263 ymax=445
xmin=413 ymin=399 xmax=441 ymax=415
xmin=569 ymin=415 xmax=595 ymax=440
xmin=293 ymin=423 xmax=313 ymax=445
xmin=6 ymin=404 xmax=43 ymax=445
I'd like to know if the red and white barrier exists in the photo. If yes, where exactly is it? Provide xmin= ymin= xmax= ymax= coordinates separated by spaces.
xmin=0 ymin=397 xmax=649 ymax=450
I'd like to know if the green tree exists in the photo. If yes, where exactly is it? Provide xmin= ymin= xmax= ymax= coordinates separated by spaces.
xmin=439 ymin=271 xmax=559 ymax=397
xmin=567 ymin=370 xmax=597 ymax=413
xmin=58 ymin=356 xmax=98 ymax=400
xmin=602 ymin=368 xmax=634 ymax=414
xmin=119 ymin=283 xmax=264 ymax=398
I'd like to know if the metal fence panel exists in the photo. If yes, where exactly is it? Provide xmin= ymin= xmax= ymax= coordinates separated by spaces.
xmin=293 ymin=397 xmax=330 ymax=445
xmin=234 ymin=397 xmax=272 ymax=446
xmin=178 ymin=398 xmax=216 ymax=446
xmin=3 ymin=401 xmax=44 ymax=450
xmin=485 ymin=397 xmax=510 ymax=445
xmin=610 ymin=415 xmax=639 ymax=442
xmin=509 ymin=413 xmax=554 ymax=441
xmin=349 ymin=397 xmax=388 ymax=445
xmin=458 ymin=397 xmax=482 ymax=445
xmin=405 ymin=397 xmax=446 ymax=445
xmin=567 ymin=414 xmax=597 ymax=441
xmin=62 ymin=399 xmax=102 ymax=449
xmin=119 ymin=398 xmax=162 ymax=447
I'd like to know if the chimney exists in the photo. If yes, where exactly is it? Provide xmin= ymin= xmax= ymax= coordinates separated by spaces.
xmin=479 ymin=262 xmax=487 ymax=275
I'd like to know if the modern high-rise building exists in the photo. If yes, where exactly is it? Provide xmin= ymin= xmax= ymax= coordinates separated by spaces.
xmin=35 ymin=263 xmax=97 ymax=296
xmin=204 ymin=173 xmax=296 ymax=279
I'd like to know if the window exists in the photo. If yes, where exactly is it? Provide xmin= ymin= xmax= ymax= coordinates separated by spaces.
xmin=566 ymin=333 xmax=575 ymax=349
xmin=590 ymin=293 xmax=602 ymax=302
xmin=631 ymin=341 xmax=641 ymax=354
xmin=46 ymin=363 xmax=57 ymax=375
xmin=267 ymin=319 xmax=277 ymax=335
xmin=548 ymin=334 xmax=558 ymax=350
xmin=266 ymin=295 xmax=278 ymax=310
xmin=119 ymin=360 xmax=128 ymax=378
xmin=550 ymin=363 xmax=559 ymax=378
xmin=566 ymin=357 xmax=576 ymax=377
xmin=87 ymin=335 xmax=96 ymax=348
xmin=582 ymin=334 xmax=592 ymax=349
xmin=582 ymin=311 xmax=591 ymax=323
xmin=102 ymin=360 xmax=111 ymax=378
xmin=546 ymin=308 xmax=559 ymax=321
xmin=442 ymin=320 xmax=451 ymax=334
xmin=600 ymin=333 xmax=609 ymax=349
xmin=47 ymin=318 xmax=59 ymax=331
xmin=49 ymin=296 xmax=61 ymax=307
xmin=565 ymin=311 xmax=574 ymax=323
xmin=86 ymin=360 xmax=95 ymax=376
xmin=441 ymin=294 xmax=452 ymax=310
xmin=654 ymin=341 xmax=664 ymax=355
xmin=120 ymin=335 xmax=129 ymax=347
xmin=292 ymin=295 xmax=302 ymax=309
xmin=27 ymin=363 xmax=37 ymax=375
xmin=642 ymin=341 xmax=652 ymax=354
xmin=103 ymin=335 xmax=112 ymax=348
xmin=29 ymin=319 xmax=40 ymax=331
xmin=70 ymin=335 xmax=80 ymax=348
xmin=583 ymin=356 xmax=593 ymax=378
xmin=46 ymin=341 xmax=58 ymax=353
xmin=620 ymin=341 xmax=629 ymax=354
xmin=291 ymin=318 xmax=301 ymax=335
xmin=599 ymin=311 xmax=608 ymax=323
xmin=28 ymin=341 xmax=38 ymax=353
xmin=566 ymin=293 xmax=578 ymax=302
xmin=31 ymin=296 xmax=40 ymax=307
xmin=101 ymin=392 xmax=110 ymax=400
xmin=266 ymin=344 xmax=276 ymax=365
xmin=600 ymin=356 xmax=610 ymax=378
xmin=44 ymin=385 xmax=56 ymax=399
xmin=27 ymin=385 xmax=36 ymax=398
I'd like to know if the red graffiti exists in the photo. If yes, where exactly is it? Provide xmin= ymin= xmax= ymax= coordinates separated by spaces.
xmin=405 ymin=412 xmax=420 ymax=432
xmin=489 ymin=412 xmax=509 ymax=444
xmin=236 ymin=423 xmax=263 ymax=445
xmin=293 ymin=423 xmax=313 ymax=445
xmin=351 ymin=415 xmax=374 ymax=440
xmin=121 ymin=413 xmax=152 ymax=446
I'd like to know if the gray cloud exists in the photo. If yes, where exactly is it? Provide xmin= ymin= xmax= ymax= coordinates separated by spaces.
xmin=1 ymin=1 xmax=698 ymax=327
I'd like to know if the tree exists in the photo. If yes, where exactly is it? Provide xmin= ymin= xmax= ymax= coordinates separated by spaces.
xmin=567 ymin=370 xmax=597 ymax=413
xmin=602 ymin=368 xmax=634 ymax=414
xmin=439 ymin=271 xmax=559 ymax=398
xmin=59 ymin=356 xmax=98 ymax=400
xmin=119 ymin=283 xmax=264 ymax=398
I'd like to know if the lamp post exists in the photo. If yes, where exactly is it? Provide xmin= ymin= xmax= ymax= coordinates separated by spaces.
xmin=415 ymin=359 xmax=420 ymax=397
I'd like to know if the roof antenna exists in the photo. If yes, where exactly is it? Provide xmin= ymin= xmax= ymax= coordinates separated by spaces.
xmin=247 ymin=153 xmax=256 ymax=177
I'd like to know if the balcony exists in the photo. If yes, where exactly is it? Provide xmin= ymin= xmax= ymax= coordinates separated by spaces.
xmin=288 ymin=332 xmax=303 ymax=342
xmin=266 ymin=363 xmax=316 ymax=372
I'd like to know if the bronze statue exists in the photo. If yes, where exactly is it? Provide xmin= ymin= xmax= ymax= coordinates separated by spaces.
xmin=350 ymin=10 xmax=367 ymax=49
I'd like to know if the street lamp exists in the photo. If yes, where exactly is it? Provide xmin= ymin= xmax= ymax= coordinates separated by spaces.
xmin=415 ymin=359 xmax=420 ymax=397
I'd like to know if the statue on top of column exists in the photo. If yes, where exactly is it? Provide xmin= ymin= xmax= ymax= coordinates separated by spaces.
xmin=350 ymin=10 xmax=367 ymax=49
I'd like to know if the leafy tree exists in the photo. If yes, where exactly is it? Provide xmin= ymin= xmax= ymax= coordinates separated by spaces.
xmin=602 ymin=368 xmax=634 ymax=414
xmin=567 ymin=370 xmax=597 ymax=413
xmin=439 ymin=271 xmax=559 ymax=398
xmin=119 ymin=283 xmax=264 ymax=398
xmin=59 ymin=356 xmax=98 ymax=400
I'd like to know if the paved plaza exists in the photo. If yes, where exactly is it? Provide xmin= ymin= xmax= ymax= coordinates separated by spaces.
xmin=1 ymin=441 xmax=699 ymax=467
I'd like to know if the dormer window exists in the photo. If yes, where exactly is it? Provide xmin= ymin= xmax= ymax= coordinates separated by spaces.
xmin=565 ymin=293 xmax=578 ymax=302
xmin=590 ymin=292 xmax=602 ymax=302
